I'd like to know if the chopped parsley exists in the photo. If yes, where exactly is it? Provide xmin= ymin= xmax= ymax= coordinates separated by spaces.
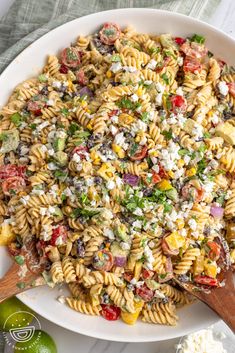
xmin=148 ymin=47 xmax=160 ymax=55
xmin=68 ymin=122 xmax=80 ymax=135
xmin=190 ymin=34 xmax=205 ymax=44
xmin=197 ymin=158 xmax=207 ymax=176
xmin=11 ymin=113 xmax=22 ymax=126
xmin=128 ymin=143 xmax=139 ymax=157
xmin=117 ymin=97 xmax=141 ymax=111
xmin=72 ymin=207 xmax=100 ymax=218
xmin=29 ymin=123 xmax=37 ymax=130
xmin=38 ymin=74 xmax=48 ymax=82
xmin=162 ymin=129 xmax=173 ymax=140
xmin=0 ymin=133 xmax=8 ymax=141
xmin=161 ymin=73 xmax=169 ymax=85
xmin=140 ymin=112 xmax=150 ymax=123
xmin=203 ymin=132 xmax=211 ymax=139
xmin=16 ymin=282 xmax=26 ymax=289
xmin=60 ymin=108 xmax=69 ymax=116
xmin=54 ymin=170 xmax=68 ymax=181
xmin=14 ymin=255 xmax=25 ymax=265
xmin=111 ymin=54 xmax=121 ymax=62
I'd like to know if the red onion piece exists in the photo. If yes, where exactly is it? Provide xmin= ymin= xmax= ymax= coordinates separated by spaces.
xmin=79 ymin=86 xmax=93 ymax=98
xmin=210 ymin=205 xmax=224 ymax=218
xmin=123 ymin=174 xmax=139 ymax=186
xmin=114 ymin=256 xmax=127 ymax=267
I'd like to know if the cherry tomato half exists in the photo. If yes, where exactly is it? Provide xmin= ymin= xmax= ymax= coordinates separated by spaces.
xmin=227 ymin=83 xmax=235 ymax=98
xmin=174 ymin=37 xmax=186 ymax=45
xmin=99 ymin=23 xmax=121 ymax=45
xmin=27 ymin=97 xmax=46 ymax=115
xmin=50 ymin=225 xmax=68 ymax=246
xmin=136 ymin=284 xmax=154 ymax=302
xmin=158 ymin=164 xmax=168 ymax=179
xmin=142 ymin=268 xmax=154 ymax=280
xmin=76 ymin=69 xmax=88 ymax=86
xmin=207 ymin=241 xmax=221 ymax=261
xmin=170 ymin=95 xmax=187 ymax=114
xmin=183 ymin=56 xmax=202 ymax=73
xmin=180 ymin=42 xmax=207 ymax=59
xmin=61 ymin=47 xmax=81 ymax=68
xmin=123 ymin=272 xmax=134 ymax=282
xmin=8 ymin=242 xmax=21 ymax=257
xmin=194 ymin=275 xmax=219 ymax=287
xmin=0 ymin=165 xmax=26 ymax=180
xmin=59 ymin=64 xmax=69 ymax=74
xmin=2 ymin=176 xmax=26 ymax=196
xmin=129 ymin=145 xmax=148 ymax=161
xmin=72 ymin=146 xmax=88 ymax=160
xmin=93 ymin=249 xmax=114 ymax=271
xmin=101 ymin=304 xmax=121 ymax=321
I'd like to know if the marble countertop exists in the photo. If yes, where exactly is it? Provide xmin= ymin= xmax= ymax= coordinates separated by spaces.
xmin=0 ymin=1 xmax=235 ymax=352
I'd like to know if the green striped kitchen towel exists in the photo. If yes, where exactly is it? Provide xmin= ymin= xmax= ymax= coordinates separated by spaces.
xmin=0 ymin=0 xmax=221 ymax=73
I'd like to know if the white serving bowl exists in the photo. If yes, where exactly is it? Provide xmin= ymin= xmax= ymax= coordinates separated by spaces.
xmin=0 ymin=8 xmax=234 ymax=342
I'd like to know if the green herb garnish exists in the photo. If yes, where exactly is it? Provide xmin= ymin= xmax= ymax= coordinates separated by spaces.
xmin=14 ymin=255 xmax=25 ymax=265
xmin=16 ymin=282 xmax=26 ymax=289
xmin=162 ymin=129 xmax=173 ymax=140
xmin=190 ymin=34 xmax=205 ymax=44
xmin=68 ymin=122 xmax=79 ymax=135
xmin=29 ymin=123 xmax=37 ymax=130
xmin=111 ymin=54 xmax=121 ymax=62
xmin=72 ymin=208 xmax=100 ymax=218
xmin=11 ymin=113 xmax=22 ymax=126
xmin=60 ymin=108 xmax=69 ymax=116
xmin=38 ymin=74 xmax=48 ymax=82
xmin=161 ymin=73 xmax=169 ymax=85
xmin=0 ymin=133 xmax=8 ymax=141
xmin=54 ymin=170 xmax=68 ymax=181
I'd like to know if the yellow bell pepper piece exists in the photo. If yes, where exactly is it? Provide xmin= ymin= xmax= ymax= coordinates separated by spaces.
xmin=112 ymin=144 xmax=125 ymax=158
xmin=106 ymin=70 xmax=112 ymax=78
xmin=97 ymin=163 xmax=115 ymax=180
xmin=90 ymin=150 xmax=101 ymax=165
xmin=177 ymin=159 xmax=185 ymax=167
xmin=157 ymin=179 xmax=172 ymax=191
xmin=136 ymin=87 xmax=143 ymax=97
xmin=175 ymin=218 xmax=184 ymax=230
xmin=204 ymin=259 xmax=217 ymax=278
xmin=186 ymin=167 xmax=197 ymax=177
xmin=193 ymin=255 xmax=204 ymax=276
xmin=168 ymin=170 xmax=174 ymax=178
xmin=165 ymin=231 xmax=185 ymax=250
xmin=0 ymin=223 xmax=16 ymax=246
xmin=121 ymin=300 xmax=144 ymax=325
xmin=230 ymin=249 xmax=235 ymax=263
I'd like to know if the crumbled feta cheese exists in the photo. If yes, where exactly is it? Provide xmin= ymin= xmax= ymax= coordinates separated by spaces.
xmin=48 ymin=162 xmax=58 ymax=170
xmin=111 ymin=115 xmax=118 ymax=123
xmin=123 ymin=66 xmax=137 ymax=73
xmin=56 ymin=130 xmax=67 ymax=139
xmin=47 ymin=99 xmax=54 ymax=106
xmin=218 ymin=81 xmax=229 ymax=96
xmin=188 ymin=218 xmax=197 ymax=231
xmin=37 ymin=121 xmax=49 ymax=131
xmin=20 ymin=195 xmax=30 ymax=205
xmin=52 ymin=81 xmax=62 ymax=89
xmin=114 ymin=132 xmax=126 ymax=146
xmin=146 ymin=59 xmax=157 ymax=70
xmin=144 ymin=80 xmax=153 ymax=85
xmin=184 ymin=155 xmax=191 ymax=164
xmin=130 ymin=278 xmax=137 ymax=285
xmin=47 ymin=148 xmax=55 ymax=156
xmin=136 ymin=281 xmax=145 ymax=288
xmin=133 ymin=220 xmax=142 ymax=229
xmin=211 ymin=113 xmax=219 ymax=125
xmin=39 ymin=207 xmax=47 ymax=216
xmin=106 ymin=180 xmax=115 ymax=190
xmin=110 ymin=62 xmax=122 ymax=73
xmin=177 ymin=56 xmax=184 ymax=66
xmin=103 ymin=228 xmax=115 ymax=240
xmin=132 ymin=119 xmax=147 ymax=132
xmin=55 ymin=235 xmax=64 ymax=246
xmin=57 ymin=295 xmax=66 ymax=304
xmin=40 ymin=145 xmax=48 ymax=153
xmin=154 ymin=290 xmax=166 ymax=299
xmin=133 ymin=207 xmax=143 ymax=216
xmin=72 ymin=153 xmax=81 ymax=163
xmin=176 ymin=86 xmax=184 ymax=96
xmin=130 ymin=93 xmax=138 ymax=102
xmin=110 ymin=125 xmax=118 ymax=135
xmin=120 ymin=242 xmax=131 ymax=251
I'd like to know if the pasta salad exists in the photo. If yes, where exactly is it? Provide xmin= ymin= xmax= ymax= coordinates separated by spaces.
xmin=0 ymin=23 xmax=235 ymax=326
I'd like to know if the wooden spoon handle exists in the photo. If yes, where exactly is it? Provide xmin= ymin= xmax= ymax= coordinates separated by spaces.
xmin=199 ymin=271 xmax=235 ymax=332
xmin=0 ymin=262 xmax=38 ymax=303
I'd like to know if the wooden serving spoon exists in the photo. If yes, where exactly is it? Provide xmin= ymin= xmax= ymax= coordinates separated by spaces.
xmin=174 ymin=269 xmax=235 ymax=332
xmin=0 ymin=239 xmax=46 ymax=303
